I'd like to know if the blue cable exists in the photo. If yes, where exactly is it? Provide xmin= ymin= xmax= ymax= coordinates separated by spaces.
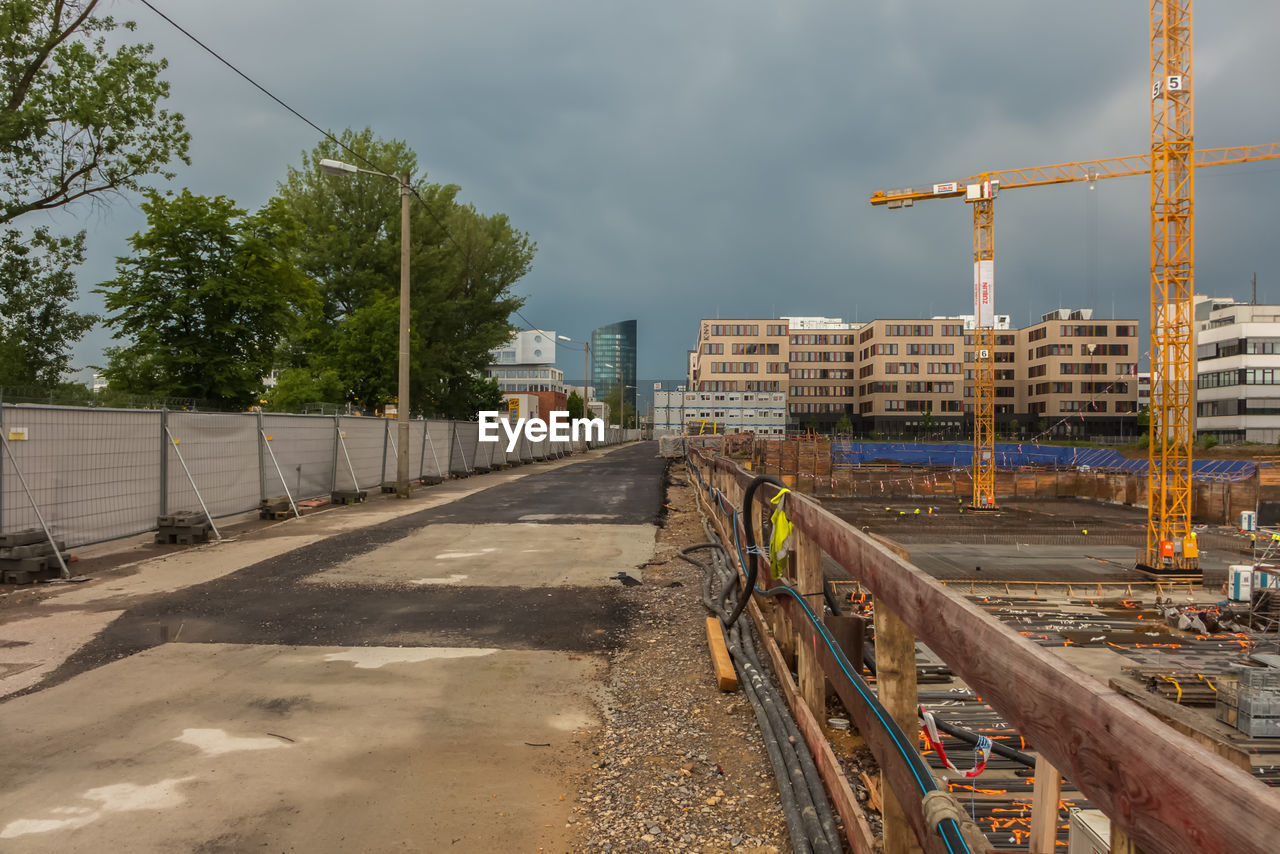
xmin=701 ymin=469 xmax=969 ymax=854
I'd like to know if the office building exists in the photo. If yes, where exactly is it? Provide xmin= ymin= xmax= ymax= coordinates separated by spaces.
xmin=487 ymin=329 xmax=567 ymax=416
xmin=654 ymin=390 xmax=786 ymax=436
xmin=591 ymin=320 xmax=637 ymax=426
xmin=686 ymin=308 xmax=1140 ymax=437
xmin=1195 ymin=297 xmax=1280 ymax=443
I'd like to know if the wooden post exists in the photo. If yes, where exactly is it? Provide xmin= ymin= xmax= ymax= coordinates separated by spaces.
xmin=796 ymin=528 xmax=824 ymax=723
xmin=874 ymin=584 xmax=922 ymax=854
xmin=1029 ymin=754 xmax=1063 ymax=853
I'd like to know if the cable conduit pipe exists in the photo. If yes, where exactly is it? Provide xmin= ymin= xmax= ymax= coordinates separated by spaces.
xmin=730 ymin=469 xmax=976 ymax=854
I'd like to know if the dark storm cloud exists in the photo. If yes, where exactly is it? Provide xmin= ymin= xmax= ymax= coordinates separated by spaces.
xmin=47 ymin=0 xmax=1280 ymax=381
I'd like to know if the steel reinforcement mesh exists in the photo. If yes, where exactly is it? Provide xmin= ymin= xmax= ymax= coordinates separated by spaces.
xmin=1 ymin=406 xmax=160 ymax=547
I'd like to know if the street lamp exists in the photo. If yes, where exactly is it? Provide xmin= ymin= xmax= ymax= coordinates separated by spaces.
xmin=605 ymin=361 xmax=638 ymax=429
xmin=319 ymin=158 xmax=413 ymax=498
xmin=557 ymin=334 xmax=590 ymax=406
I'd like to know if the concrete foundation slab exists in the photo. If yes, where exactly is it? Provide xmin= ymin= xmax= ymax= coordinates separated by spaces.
xmin=0 ymin=643 xmax=602 ymax=853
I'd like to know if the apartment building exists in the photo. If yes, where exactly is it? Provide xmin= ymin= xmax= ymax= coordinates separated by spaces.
xmin=1195 ymin=297 xmax=1280 ymax=443
xmin=786 ymin=317 xmax=861 ymax=431
xmin=1018 ymin=309 xmax=1139 ymax=438
xmin=686 ymin=309 xmax=1139 ymax=437
xmin=688 ymin=320 xmax=790 ymax=394
xmin=855 ymin=318 xmax=970 ymax=436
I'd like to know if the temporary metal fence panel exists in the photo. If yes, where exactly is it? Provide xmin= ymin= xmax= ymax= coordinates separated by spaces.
xmin=423 ymin=421 xmax=451 ymax=480
xmin=261 ymin=414 xmax=335 ymax=500
xmin=516 ymin=433 xmax=534 ymax=463
xmin=165 ymin=412 xmax=259 ymax=519
xmin=407 ymin=419 xmax=426 ymax=481
xmin=488 ymin=436 xmax=507 ymax=468
xmin=1 ymin=405 xmax=160 ymax=547
xmin=450 ymin=421 xmax=479 ymax=476
xmin=336 ymin=416 xmax=387 ymax=490
xmin=472 ymin=429 xmax=495 ymax=472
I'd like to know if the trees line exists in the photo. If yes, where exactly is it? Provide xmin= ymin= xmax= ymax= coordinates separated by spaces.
xmin=1 ymin=2 xmax=532 ymax=418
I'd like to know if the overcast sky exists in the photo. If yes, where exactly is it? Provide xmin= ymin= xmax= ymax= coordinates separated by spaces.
xmin=34 ymin=0 xmax=1280 ymax=385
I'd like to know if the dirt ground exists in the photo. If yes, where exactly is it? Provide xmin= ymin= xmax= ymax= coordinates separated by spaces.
xmin=566 ymin=464 xmax=883 ymax=854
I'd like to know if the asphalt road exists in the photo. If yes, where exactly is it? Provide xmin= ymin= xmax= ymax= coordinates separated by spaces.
xmin=0 ymin=441 xmax=667 ymax=853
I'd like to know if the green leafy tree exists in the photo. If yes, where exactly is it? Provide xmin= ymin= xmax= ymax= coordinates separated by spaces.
xmin=264 ymin=367 xmax=347 ymax=413
xmin=1 ymin=1 xmax=189 ymax=224
xmin=834 ymin=414 xmax=852 ymax=436
xmin=921 ymin=408 xmax=934 ymax=436
xmin=604 ymin=387 xmax=635 ymax=427
xmin=566 ymin=390 xmax=585 ymax=420
xmin=0 ymin=227 xmax=97 ymax=386
xmin=274 ymin=128 xmax=533 ymax=416
xmin=433 ymin=374 xmax=503 ymax=420
xmin=97 ymin=190 xmax=315 ymax=409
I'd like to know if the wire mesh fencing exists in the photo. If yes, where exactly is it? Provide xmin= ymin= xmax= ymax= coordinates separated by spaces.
xmin=1 ymin=404 xmax=629 ymax=549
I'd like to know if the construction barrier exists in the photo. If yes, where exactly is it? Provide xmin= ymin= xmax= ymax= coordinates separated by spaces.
xmin=0 ymin=404 xmax=632 ymax=549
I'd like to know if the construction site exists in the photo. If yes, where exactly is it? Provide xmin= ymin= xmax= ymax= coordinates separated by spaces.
xmin=665 ymin=2 xmax=1280 ymax=851
xmin=4 ymin=3 xmax=1280 ymax=854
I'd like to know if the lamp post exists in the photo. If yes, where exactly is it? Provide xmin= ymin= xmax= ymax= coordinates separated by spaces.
xmin=557 ymin=334 xmax=590 ymax=407
xmin=320 ymin=158 xmax=413 ymax=498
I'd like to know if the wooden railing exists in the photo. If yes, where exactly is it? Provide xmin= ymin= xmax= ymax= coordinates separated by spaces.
xmin=690 ymin=448 xmax=1279 ymax=854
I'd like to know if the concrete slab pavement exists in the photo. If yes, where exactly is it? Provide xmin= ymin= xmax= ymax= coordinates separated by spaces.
xmin=0 ymin=441 xmax=669 ymax=853
xmin=0 ymin=643 xmax=601 ymax=853
xmin=308 ymin=522 xmax=657 ymax=588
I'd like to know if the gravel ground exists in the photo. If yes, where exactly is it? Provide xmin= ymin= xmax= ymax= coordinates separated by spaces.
xmin=568 ymin=466 xmax=882 ymax=854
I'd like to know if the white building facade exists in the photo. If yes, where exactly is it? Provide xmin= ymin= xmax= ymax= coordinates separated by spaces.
xmin=653 ymin=390 xmax=787 ymax=436
xmin=487 ymin=330 xmax=567 ymax=396
xmin=1195 ymin=297 xmax=1280 ymax=443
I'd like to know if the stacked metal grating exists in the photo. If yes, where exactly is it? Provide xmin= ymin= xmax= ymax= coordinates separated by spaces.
xmin=0 ymin=529 xmax=67 ymax=583
xmin=155 ymin=511 xmax=211 ymax=545
xmin=1237 ymin=668 xmax=1280 ymax=738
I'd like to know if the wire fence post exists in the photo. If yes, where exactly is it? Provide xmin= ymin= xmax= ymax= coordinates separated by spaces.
xmin=425 ymin=421 xmax=443 ymax=480
xmin=380 ymin=418 xmax=390 ymax=486
xmin=164 ymin=425 xmax=223 ymax=542
xmin=159 ymin=408 xmax=169 ymax=516
xmin=387 ymin=419 xmax=399 ymax=474
xmin=330 ymin=415 xmax=341 ymax=493
xmin=418 ymin=417 xmax=427 ymax=480
xmin=257 ymin=410 xmax=267 ymax=503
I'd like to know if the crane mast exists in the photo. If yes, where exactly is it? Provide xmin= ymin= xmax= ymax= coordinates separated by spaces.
xmin=1146 ymin=0 xmax=1197 ymax=575
xmin=970 ymin=187 xmax=997 ymax=510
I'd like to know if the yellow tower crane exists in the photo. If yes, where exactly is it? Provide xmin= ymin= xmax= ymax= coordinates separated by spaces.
xmin=1147 ymin=0 xmax=1195 ymax=576
xmin=869 ymin=144 xmax=1279 ymax=515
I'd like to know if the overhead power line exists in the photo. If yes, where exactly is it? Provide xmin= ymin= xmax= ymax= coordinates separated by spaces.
xmin=134 ymin=0 xmax=462 ymax=251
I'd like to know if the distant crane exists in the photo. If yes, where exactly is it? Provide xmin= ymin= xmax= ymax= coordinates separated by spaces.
xmin=869 ymin=143 xmax=1280 ymax=516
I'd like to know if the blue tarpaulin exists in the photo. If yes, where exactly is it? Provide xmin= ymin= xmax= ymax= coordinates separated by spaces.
xmin=830 ymin=442 xmax=1258 ymax=481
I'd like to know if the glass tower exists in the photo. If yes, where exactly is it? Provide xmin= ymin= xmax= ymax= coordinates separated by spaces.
xmin=590 ymin=319 xmax=637 ymax=426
